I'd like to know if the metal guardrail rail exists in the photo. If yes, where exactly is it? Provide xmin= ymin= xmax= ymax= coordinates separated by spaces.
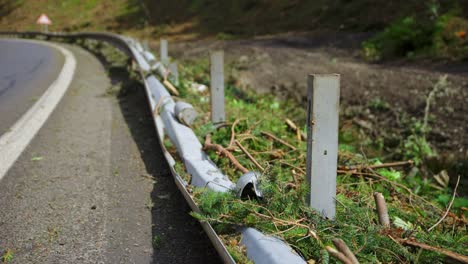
xmin=0 ymin=31 xmax=307 ymax=264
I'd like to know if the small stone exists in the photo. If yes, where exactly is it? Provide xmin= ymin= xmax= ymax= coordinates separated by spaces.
xmin=91 ymin=205 xmax=97 ymax=210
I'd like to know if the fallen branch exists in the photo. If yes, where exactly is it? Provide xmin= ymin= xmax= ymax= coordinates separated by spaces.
xmin=428 ymin=175 xmax=460 ymax=232
xmin=251 ymin=209 xmax=318 ymax=240
xmin=326 ymin=246 xmax=353 ymax=264
xmin=280 ymin=161 xmax=306 ymax=175
xmin=373 ymin=192 xmax=390 ymax=227
xmin=228 ymin=118 xmax=243 ymax=149
xmin=163 ymin=79 xmax=180 ymax=96
xmin=339 ymin=160 xmax=414 ymax=171
xmin=152 ymin=95 xmax=168 ymax=117
xmin=338 ymin=169 xmax=444 ymax=215
xmin=285 ymin=118 xmax=306 ymax=141
xmin=398 ymin=239 xmax=468 ymax=264
xmin=332 ymin=239 xmax=359 ymax=264
xmin=204 ymin=134 xmax=249 ymax=174
xmin=261 ymin=131 xmax=296 ymax=150
xmin=235 ymin=140 xmax=264 ymax=171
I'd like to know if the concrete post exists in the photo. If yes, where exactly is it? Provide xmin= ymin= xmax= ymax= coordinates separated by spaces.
xmin=306 ymin=74 xmax=340 ymax=220
xmin=169 ymin=62 xmax=179 ymax=86
xmin=210 ymin=51 xmax=225 ymax=125
xmin=160 ymin=39 xmax=168 ymax=65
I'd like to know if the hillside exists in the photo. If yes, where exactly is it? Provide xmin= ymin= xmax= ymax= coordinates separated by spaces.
xmin=0 ymin=0 xmax=140 ymax=32
xmin=1 ymin=0 xmax=466 ymax=35
xmin=2 ymin=0 xmax=467 ymax=60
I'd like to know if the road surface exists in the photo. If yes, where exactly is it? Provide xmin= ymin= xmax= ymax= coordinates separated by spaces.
xmin=0 ymin=39 xmax=64 ymax=136
xmin=0 ymin=39 xmax=220 ymax=263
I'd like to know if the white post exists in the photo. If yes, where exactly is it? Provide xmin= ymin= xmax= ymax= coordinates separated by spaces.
xmin=210 ymin=51 xmax=225 ymax=125
xmin=160 ymin=39 xmax=168 ymax=65
xmin=306 ymin=74 xmax=340 ymax=220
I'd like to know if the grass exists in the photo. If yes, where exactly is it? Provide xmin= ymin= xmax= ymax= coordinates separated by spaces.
xmin=0 ymin=0 xmax=135 ymax=32
xmin=31 ymin=155 xmax=43 ymax=161
xmin=145 ymin=198 xmax=154 ymax=210
xmin=1 ymin=249 xmax=14 ymax=263
xmin=152 ymin=235 xmax=162 ymax=249
xmin=165 ymin=58 xmax=468 ymax=263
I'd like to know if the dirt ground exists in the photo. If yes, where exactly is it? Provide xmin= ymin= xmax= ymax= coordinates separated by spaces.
xmin=169 ymin=31 xmax=467 ymax=190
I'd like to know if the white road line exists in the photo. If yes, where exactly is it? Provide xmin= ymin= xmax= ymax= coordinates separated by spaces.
xmin=0 ymin=40 xmax=76 ymax=180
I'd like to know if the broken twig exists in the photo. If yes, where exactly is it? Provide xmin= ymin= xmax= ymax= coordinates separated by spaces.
xmin=339 ymin=160 xmax=413 ymax=171
xmin=398 ymin=239 xmax=468 ymax=264
xmin=326 ymin=246 xmax=353 ymax=264
xmin=163 ymin=79 xmax=180 ymax=96
xmin=228 ymin=118 xmax=243 ymax=149
xmin=373 ymin=192 xmax=390 ymax=227
xmin=204 ymin=134 xmax=249 ymax=173
xmin=332 ymin=239 xmax=359 ymax=264
xmin=285 ymin=118 xmax=306 ymax=141
xmin=428 ymin=175 xmax=460 ymax=232
xmin=261 ymin=131 xmax=296 ymax=150
xmin=235 ymin=140 xmax=264 ymax=171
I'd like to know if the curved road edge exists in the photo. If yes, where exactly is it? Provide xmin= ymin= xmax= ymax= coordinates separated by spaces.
xmin=0 ymin=40 xmax=77 ymax=180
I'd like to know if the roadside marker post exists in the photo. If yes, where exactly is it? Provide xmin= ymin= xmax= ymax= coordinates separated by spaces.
xmin=169 ymin=62 xmax=179 ymax=86
xmin=210 ymin=51 xmax=225 ymax=125
xmin=36 ymin=14 xmax=52 ymax=33
xmin=160 ymin=39 xmax=169 ymax=65
xmin=306 ymin=74 xmax=340 ymax=220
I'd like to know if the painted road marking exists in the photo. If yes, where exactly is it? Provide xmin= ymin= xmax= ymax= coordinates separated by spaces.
xmin=0 ymin=40 xmax=76 ymax=180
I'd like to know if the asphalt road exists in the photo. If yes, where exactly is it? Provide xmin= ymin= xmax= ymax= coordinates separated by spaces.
xmin=0 ymin=40 xmax=219 ymax=263
xmin=0 ymin=39 xmax=64 ymax=136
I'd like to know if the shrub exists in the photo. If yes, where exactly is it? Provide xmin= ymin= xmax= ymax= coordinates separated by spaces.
xmin=363 ymin=16 xmax=434 ymax=60
xmin=433 ymin=15 xmax=468 ymax=59
xmin=363 ymin=13 xmax=468 ymax=60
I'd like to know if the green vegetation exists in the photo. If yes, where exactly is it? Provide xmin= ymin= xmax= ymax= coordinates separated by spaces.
xmin=0 ymin=0 xmax=137 ymax=32
xmin=30 ymin=155 xmax=43 ymax=161
xmin=166 ymin=59 xmax=468 ymax=263
xmin=1 ymin=249 xmax=14 ymax=263
xmin=363 ymin=8 xmax=468 ymax=60
xmin=152 ymin=235 xmax=163 ymax=249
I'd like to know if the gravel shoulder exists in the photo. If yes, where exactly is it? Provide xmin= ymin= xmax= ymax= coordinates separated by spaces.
xmin=0 ymin=43 xmax=219 ymax=263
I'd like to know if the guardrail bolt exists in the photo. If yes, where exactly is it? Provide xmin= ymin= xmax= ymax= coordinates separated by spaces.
xmin=306 ymin=74 xmax=340 ymax=220
xmin=210 ymin=51 xmax=226 ymax=125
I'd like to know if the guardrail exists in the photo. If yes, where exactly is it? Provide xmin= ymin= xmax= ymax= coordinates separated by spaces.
xmin=0 ymin=31 xmax=306 ymax=264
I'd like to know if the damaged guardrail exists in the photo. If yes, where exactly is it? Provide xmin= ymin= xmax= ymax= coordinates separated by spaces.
xmin=0 ymin=31 xmax=307 ymax=263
